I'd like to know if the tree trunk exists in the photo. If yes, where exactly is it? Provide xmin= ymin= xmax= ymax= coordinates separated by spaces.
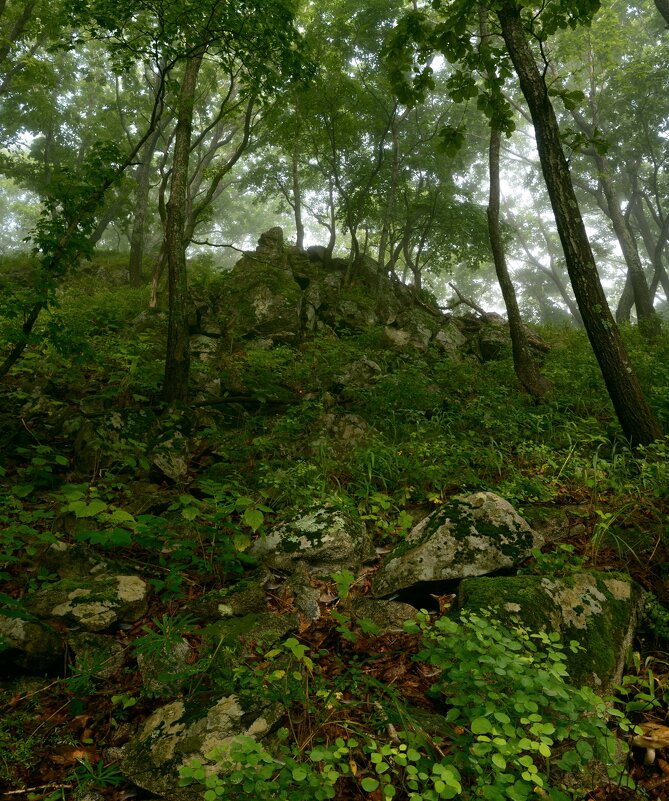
xmin=128 ymin=124 xmax=164 ymax=286
xmin=291 ymin=143 xmax=304 ymax=250
xmin=488 ymin=123 xmax=551 ymax=398
xmin=654 ymin=0 xmax=669 ymax=26
xmin=497 ymin=3 xmax=663 ymax=445
xmin=163 ymin=49 xmax=204 ymax=403
xmin=592 ymin=153 xmax=658 ymax=336
xmin=615 ymin=273 xmax=634 ymax=323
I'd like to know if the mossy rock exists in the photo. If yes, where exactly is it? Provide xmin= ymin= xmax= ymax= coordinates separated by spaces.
xmin=186 ymin=574 xmax=268 ymax=623
xmin=117 ymin=693 xmax=283 ymax=800
xmin=200 ymin=612 xmax=298 ymax=658
xmin=372 ymin=492 xmax=540 ymax=598
xmin=457 ymin=571 xmax=643 ymax=690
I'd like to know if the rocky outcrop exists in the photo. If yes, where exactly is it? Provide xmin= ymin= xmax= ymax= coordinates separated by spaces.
xmin=196 ymin=228 xmax=544 ymax=361
xmin=371 ymin=492 xmax=541 ymax=598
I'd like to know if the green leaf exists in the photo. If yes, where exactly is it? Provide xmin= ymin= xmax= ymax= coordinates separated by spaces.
xmin=361 ymin=777 xmax=380 ymax=792
xmin=243 ymin=507 xmax=264 ymax=533
xmin=492 ymin=752 xmax=507 ymax=770
xmin=471 ymin=716 xmax=493 ymax=734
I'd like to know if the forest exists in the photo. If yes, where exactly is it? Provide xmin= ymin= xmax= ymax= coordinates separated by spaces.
xmin=0 ymin=0 xmax=668 ymax=799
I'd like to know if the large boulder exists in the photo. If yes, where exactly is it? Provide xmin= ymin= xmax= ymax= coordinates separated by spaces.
xmin=371 ymin=492 xmax=541 ymax=598
xmin=457 ymin=572 xmax=643 ymax=690
xmin=250 ymin=504 xmax=372 ymax=575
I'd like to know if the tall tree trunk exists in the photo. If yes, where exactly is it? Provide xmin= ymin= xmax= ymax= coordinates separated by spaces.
xmin=163 ymin=49 xmax=204 ymax=403
xmin=291 ymin=140 xmax=304 ymax=250
xmin=497 ymin=3 xmax=663 ymax=445
xmin=128 ymin=124 xmax=165 ymax=286
xmin=592 ymin=153 xmax=658 ymax=336
xmin=616 ymin=273 xmax=635 ymax=324
xmin=488 ymin=124 xmax=551 ymax=398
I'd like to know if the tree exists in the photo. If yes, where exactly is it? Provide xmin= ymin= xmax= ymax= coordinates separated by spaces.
xmin=495 ymin=1 xmax=662 ymax=443
xmin=385 ymin=0 xmax=663 ymax=444
xmin=73 ymin=0 xmax=307 ymax=402
xmin=480 ymin=5 xmax=550 ymax=399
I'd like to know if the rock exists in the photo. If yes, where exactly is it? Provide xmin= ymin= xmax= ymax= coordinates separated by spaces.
xmin=69 ymin=632 xmax=126 ymax=679
xmin=117 ymin=694 xmax=283 ymax=799
xmin=23 ymin=575 xmax=150 ymax=632
xmin=37 ymin=541 xmax=112 ymax=579
xmin=256 ymin=226 xmax=287 ymax=265
xmin=371 ymin=492 xmax=541 ymax=598
xmin=200 ymin=612 xmax=298 ymax=658
xmin=313 ymin=413 xmax=369 ymax=454
xmin=457 ymin=571 xmax=643 ymax=690
xmin=335 ymin=357 xmax=382 ymax=389
xmin=476 ymin=315 xmax=509 ymax=361
xmin=349 ymin=598 xmax=418 ymax=633
xmin=383 ymin=326 xmax=412 ymax=349
xmin=137 ymin=638 xmax=194 ymax=694
xmin=434 ymin=320 xmax=467 ymax=354
xmin=187 ymin=576 xmax=268 ymax=623
xmin=151 ymin=432 xmax=190 ymax=482
xmin=249 ymin=505 xmax=372 ymax=575
xmin=0 ymin=616 xmax=63 ymax=675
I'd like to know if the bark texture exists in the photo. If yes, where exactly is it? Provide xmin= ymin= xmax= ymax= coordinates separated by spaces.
xmin=163 ymin=50 xmax=204 ymax=403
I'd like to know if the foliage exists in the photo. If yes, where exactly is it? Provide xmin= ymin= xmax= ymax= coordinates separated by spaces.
xmin=409 ymin=609 xmax=634 ymax=800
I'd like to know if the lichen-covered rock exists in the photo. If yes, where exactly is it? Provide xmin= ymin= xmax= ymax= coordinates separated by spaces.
xmin=151 ymin=432 xmax=190 ymax=482
xmin=117 ymin=694 xmax=283 ymax=799
xmin=69 ymin=632 xmax=126 ymax=679
xmin=476 ymin=315 xmax=510 ymax=361
xmin=250 ymin=505 xmax=372 ymax=574
xmin=0 ymin=616 xmax=63 ymax=675
xmin=371 ymin=492 xmax=540 ymax=598
xmin=23 ymin=575 xmax=149 ymax=632
xmin=457 ymin=572 xmax=643 ymax=689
